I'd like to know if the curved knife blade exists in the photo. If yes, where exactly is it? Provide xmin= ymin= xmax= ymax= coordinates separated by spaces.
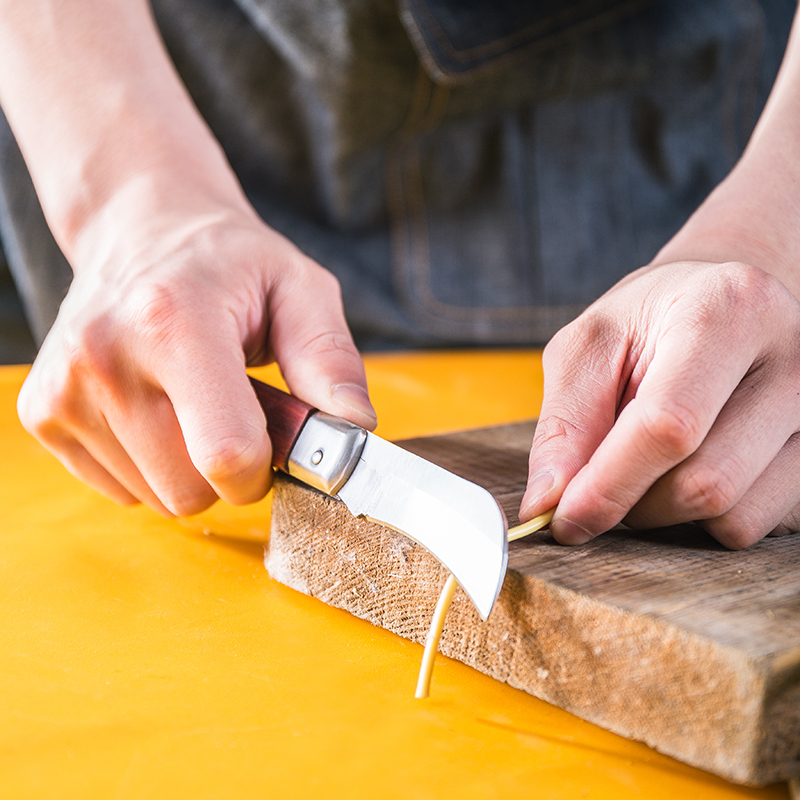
xmin=251 ymin=378 xmax=509 ymax=619
xmin=336 ymin=432 xmax=508 ymax=620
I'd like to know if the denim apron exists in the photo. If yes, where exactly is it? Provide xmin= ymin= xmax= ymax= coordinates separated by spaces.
xmin=0 ymin=0 xmax=793 ymax=352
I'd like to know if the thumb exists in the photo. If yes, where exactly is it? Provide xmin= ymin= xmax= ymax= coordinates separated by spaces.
xmin=268 ymin=260 xmax=376 ymax=430
xmin=519 ymin=325 xmax=622 ymax=536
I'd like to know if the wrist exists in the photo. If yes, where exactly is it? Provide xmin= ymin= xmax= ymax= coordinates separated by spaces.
xmin=54 ymin=118 xmax=248 ymax=261
xmin=66 ymin=154 xmax=258 ymax=281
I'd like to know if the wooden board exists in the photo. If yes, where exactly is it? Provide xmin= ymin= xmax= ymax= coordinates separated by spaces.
xmin=267 ymin=421 xmax=800 ymax=786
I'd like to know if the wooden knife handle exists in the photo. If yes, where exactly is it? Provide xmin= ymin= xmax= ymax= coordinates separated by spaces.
xmin=249 ymin=378 xmax=316 ymax=470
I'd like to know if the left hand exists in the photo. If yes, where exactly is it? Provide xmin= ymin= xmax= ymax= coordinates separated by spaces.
xmin=520 ymin=258 xmax=800 ymax=549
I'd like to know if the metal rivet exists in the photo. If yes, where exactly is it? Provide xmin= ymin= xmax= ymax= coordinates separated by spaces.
xmin=311 ymin=449 xmax=324 ymax=465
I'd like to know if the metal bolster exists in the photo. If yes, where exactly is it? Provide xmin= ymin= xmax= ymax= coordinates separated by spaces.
xmin=286 ymin=412 xmax=367 ymax=495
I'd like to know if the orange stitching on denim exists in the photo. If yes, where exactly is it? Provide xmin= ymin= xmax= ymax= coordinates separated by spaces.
xmin=399 ymin=65 xmax=435 ymax=139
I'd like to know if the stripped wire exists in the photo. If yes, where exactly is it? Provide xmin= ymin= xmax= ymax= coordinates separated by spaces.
xmin=415 ymin=508 xmax=556 ymax=699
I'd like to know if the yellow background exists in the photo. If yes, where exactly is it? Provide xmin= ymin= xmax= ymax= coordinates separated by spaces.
xmin=0 ymin=352 xmax=789 ymax=799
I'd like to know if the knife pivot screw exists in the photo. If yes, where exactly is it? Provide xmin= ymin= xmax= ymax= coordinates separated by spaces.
xmin=311 ymin=449 xmax=324 ymax=465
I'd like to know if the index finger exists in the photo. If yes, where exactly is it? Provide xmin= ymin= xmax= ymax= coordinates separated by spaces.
xmin=520 ymin=317 xmax=625 ymax=521
xmin=153 ymin=323 xmax=274 ymax=508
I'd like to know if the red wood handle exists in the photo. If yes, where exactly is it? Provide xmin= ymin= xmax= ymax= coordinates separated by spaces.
xmin=249 ymin=378 xmax=317 ymax=470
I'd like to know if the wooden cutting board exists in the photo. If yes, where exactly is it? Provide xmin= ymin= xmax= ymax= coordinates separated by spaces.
xmin=267 ymin=421 xmax=800 ymax=786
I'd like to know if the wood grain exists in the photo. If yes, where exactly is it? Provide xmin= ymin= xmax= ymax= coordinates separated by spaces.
xmin=267 ymin=421 xmax=800 ymax=786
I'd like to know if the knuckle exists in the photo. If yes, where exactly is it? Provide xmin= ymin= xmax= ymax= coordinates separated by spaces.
xmin=19 ymin=399 xmax=63 ymax=441
xmin=590 ymin=486 xmax=632 ymax=527
xmin=638 ymin=401 xmax=705 ymax=462
xmin=314 ymin=264 xmax=344 ymax=296
xmin=287 ymin=252 xmax=344 ymax=299
xmin=18 ymin=366 xmax=79 ymax=438
xmin=131 ymin=282 xmax=187 ymax=344
xmin=163 ymin=486 xmax=218 ymax=518
xmin=542 ymin=326 xmax=571 ymax=365
xmin=768 ymin=516 xmax=800 ymax=537
xmin=192 ymin=433 xmax=265 ymax=484
xmin=40 ymin=320 xmax=125 ymax=410
xmin=700 ymin=509 xmax=765 ymax=550
xmin=544 ymin=311 xmax=614 ymax=367
xmin=712 ymin=263 xmax=783 ymax=320
xmin=676 ymin=465 xmax=740 ymax=520
xmin=301 ymin=327 xmax=359 ymax=361
xmin=16 ymin=379 xmax=45 ymax=434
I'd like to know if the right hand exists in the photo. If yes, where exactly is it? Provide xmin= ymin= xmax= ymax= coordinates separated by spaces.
xmin=17 ymin=180 xmax=375 ymax=517
xmin=0 ymin=0 xmax=374 ymax=517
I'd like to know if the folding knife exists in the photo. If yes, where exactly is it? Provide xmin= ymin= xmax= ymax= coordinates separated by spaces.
xmin=251 ymin=379 xmax=508 ymax=619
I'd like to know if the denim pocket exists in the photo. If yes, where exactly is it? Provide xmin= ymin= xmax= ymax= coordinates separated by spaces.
xmin=387 ymin=0 xmax=780 ymax=345
xmin=399 ymin=0 xmax=655 ymax=82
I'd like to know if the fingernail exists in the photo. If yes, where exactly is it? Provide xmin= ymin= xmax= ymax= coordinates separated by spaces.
xmin=331 ymin=383 xmax=377 ymax=428
xmin=550 ymin=518 xmax=594 ymax=545
xmin=520 ymin=470 xmax=554 ymax=515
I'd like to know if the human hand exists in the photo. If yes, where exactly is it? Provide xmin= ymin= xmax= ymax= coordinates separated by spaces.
xmin=0 ymin=0 xmax=372 ymax=517
xmin=17 ymin=182 xmax=375 ymax=517
xmin=519 ymin=260 xmax=800 ymax=549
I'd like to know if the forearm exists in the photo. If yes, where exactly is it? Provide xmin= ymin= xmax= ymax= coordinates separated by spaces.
xmin=0 ymin=0 xmax=249 ymax=266
xmin=653 ymin=8 xmax=800 ymax=298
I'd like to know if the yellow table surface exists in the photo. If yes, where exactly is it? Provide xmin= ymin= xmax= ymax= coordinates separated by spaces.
xmin=0 ymin=350 xmax=790 ymax=800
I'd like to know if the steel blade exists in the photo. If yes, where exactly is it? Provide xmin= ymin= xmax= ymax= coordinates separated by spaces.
xmin=336 ymin=432 xmax=508 ymax=619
